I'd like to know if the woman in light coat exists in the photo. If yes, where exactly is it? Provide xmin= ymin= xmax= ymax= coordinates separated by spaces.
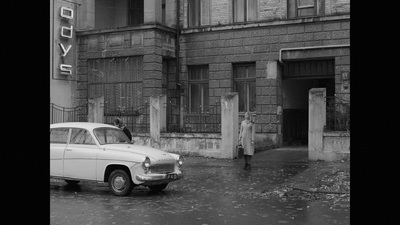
xmin=239 ymin=111 xmax=255 ymax=170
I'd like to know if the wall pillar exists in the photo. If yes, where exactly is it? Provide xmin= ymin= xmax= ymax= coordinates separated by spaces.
xmin=308 ymin=88 xmax=326 ymax=160
xmin=150 ymin=94 xmax=167 ymax=149
xmin=221 ymin=93 xmax=239 ymax=159
xmin=265 ymin=60 xmax=283 ymax=146
xmin=88 ymin=96 xmax=104 ymax=123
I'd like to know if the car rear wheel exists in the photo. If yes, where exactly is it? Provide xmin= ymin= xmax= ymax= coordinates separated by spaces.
xmin=148 ymin=183 xmax=168 ymax=192
xmin=65 ymin=180 xmax=80 ymax=185
xmin=108 ymin=169 xmax=133 ymax=196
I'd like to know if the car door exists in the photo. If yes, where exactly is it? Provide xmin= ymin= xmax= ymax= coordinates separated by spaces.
xmin=63 ymin=128 xmax=100 ymax=180
xmin=50 ymin=128 xmax=70 ymax=177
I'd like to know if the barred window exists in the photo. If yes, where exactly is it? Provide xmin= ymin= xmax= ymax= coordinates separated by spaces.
xmin=188 ymin=66 xmax=209 ymax=112
xmin=233 ymin=63 xmax=256 ymax=112
xmin=87 ymin=57 xmax=143 ymax=114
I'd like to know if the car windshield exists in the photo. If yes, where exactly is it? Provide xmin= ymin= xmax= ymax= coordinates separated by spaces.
xmin=93 ymin=127 xmax=131 ymax=145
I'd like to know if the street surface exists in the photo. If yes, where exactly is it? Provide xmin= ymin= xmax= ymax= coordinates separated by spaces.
xmin=50 ymin=148 xmax=350 ymax=225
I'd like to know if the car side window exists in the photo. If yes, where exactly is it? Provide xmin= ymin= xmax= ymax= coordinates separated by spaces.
xmin=70 ymin=128 xmax=95 ymax=145
xmin=94 ymin=128 xmax=117 ymax=144
xmin=50 ymin=128 xmax=69 ymax=144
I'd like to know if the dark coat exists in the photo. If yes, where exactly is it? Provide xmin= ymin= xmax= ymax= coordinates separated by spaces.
xmin=122 ymin=127 xmax=132 ymax=141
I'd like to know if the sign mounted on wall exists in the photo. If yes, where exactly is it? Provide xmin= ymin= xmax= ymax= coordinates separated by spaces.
xmin=59 ymin=6 xmax=74 ymax=75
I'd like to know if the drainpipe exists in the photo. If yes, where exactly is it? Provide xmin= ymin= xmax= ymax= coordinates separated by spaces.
xmin=176 ymin=0 xmax=184 ymax=131
xmin=278 ymin=44 xmax=350 ymax=63
xmin=175 ymin=0 xmax=181 ymax=91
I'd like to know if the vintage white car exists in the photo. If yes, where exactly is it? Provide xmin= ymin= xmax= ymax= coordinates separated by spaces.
xmin=50 ymin=122 xmax=183 ymax=196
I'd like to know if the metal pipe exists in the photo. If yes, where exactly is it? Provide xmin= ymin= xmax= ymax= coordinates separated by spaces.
xmin=176 ymin=0 xmax=181 ymax=91
xmin=278 ymin=44 xmax=350 ymax=63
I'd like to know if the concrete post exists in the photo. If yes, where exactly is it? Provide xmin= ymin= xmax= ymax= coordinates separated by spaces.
xmin=88 ymin=96 xmax=104 ymax=123
xmin=266 ymin=60 xmax=283 ymax=146
xmin=221 ymin=93 xmax=239 ymax=159
xmin=180 ymin=93 xmax=184 ymax=131
xmin=160 ymin=95 xmax=167 ymax=132
xmin=150 ymin=94 xmax=167 ymax=149
xmin=308 ymin=88 xmax=326 ymax=160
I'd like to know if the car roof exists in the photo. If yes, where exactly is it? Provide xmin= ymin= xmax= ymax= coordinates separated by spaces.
xmin=50 ymin=122 xmax=116 ymax=130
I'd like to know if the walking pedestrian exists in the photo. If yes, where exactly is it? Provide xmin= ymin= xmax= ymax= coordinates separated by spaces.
xmin=113 ymin=118 xmax=132 ymax=141
xmin=238 ymin=111 xmax=255 ymax=170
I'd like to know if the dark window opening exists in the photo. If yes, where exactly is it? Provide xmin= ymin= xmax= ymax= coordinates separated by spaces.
xmin=128 ymin=0 xmax=144 ymax=26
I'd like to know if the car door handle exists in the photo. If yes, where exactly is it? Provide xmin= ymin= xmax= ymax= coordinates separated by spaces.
xmin=65 ymin=148 xmax=72 ymax=151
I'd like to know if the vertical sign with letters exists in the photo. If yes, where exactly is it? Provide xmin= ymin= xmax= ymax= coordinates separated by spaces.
xmin=59 ymin=6 xmax=74 ymax=75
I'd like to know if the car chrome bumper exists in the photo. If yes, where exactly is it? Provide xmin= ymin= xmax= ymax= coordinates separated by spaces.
xmin=136 ymin=172 xmax=183 ymax=182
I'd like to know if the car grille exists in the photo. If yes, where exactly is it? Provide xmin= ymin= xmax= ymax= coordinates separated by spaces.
xmin=151 ymin=163 xmax=175 ymax=174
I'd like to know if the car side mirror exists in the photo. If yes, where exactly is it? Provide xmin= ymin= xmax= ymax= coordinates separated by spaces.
xmin=131 ymin=140 xmax=135 ymax=144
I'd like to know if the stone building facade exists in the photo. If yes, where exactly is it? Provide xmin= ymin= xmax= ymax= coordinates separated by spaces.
xmin=61 ymin=0 xmax=350 ymax=148
xmin=177 ymin=0 xmax=350 ymax=146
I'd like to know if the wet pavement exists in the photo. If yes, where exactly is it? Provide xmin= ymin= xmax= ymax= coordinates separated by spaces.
xmin=50 ymin=147 xmax=350 ymax=225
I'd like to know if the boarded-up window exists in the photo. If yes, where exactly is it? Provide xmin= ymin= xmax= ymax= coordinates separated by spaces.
xmin=188 ymin=0 xmax=211 ymax=27
xmin=233 ymin=63 xmax=256 ymax=112
xmin=188 ymin=66 xmax=209 ymax=112
xmin=233 ymin=0 xmax=257 ymax=23
xmin=288 ymin=0 xmax=324 ymax=19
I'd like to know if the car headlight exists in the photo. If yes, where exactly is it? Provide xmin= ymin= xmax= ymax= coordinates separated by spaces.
xmin=142 ymin=157 xmax=151 ymax=171
xmin=177 ymin=155 xmax=183 ymax=167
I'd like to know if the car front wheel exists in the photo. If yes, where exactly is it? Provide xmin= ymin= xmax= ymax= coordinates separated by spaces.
xmin=148 ymin=183 xmax=168 ymax=192
xmin=108 ymin=169 xmax=134 ymax=196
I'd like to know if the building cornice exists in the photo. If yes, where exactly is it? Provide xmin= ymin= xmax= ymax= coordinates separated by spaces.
xmin=76 ymin=24 xmax=177 ymax=36
xmin=182 ymin=14 xmax=350 ymax=34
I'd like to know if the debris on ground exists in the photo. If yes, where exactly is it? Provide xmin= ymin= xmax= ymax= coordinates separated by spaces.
xmin=238 ymin=160 xmax=350 ymax=208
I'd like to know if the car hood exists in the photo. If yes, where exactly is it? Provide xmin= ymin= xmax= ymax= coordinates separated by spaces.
xmin=102 ymin=144 xmax=176 ymax=162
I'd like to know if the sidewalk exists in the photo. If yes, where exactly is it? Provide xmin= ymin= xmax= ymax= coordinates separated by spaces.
xmin=251 ymin=146 xmax=350 ymax=206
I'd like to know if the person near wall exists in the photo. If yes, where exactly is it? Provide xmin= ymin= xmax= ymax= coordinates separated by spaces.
xmin=113 ymin=118 xmax=132 ymax=141
xmin=238 ymin=111 xmax=255 ymax=170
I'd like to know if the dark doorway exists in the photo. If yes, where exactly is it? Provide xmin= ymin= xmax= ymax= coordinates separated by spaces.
xmin=282 ymin=59 xmax=335 ymax=146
